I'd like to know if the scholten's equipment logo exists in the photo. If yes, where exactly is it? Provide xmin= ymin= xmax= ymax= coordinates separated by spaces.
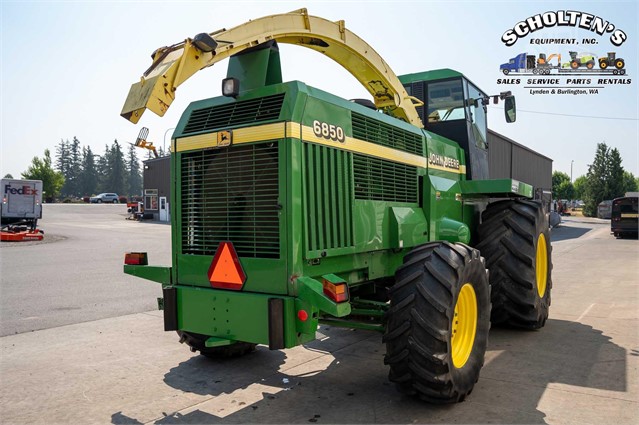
xmin=501 ymin=11 xmax=627 ymax=47
xmin=497 ymin=10 xmax=630 ymax=96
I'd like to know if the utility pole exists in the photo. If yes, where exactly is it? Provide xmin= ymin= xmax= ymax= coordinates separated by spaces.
xmin=571 ymin=160 xmax=574 ymax=183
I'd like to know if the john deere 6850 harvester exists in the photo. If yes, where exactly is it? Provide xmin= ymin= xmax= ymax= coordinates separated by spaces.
xmin=122 ymin=9 xmax=551 ymax=403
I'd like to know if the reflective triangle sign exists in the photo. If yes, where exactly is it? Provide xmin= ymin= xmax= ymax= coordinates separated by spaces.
xmin=208 ymin=242 xmax=246 ymax=289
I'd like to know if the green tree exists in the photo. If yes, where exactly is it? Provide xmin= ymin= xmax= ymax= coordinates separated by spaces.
xmin=55 ymin=139 xmax=70 ymax=176
xmin=96 ymin=144 xmax=110 ymax=193
xmin=21 ymin=149 xmax=64 ymax=201
xmin=552 ymin=171 xmax=571 ymax=199
xmin=606 ymin=148 xmax=625 ymax=199
xmin=584 ymin=143 xmax=609 ymax=216
xmin=557 ymin=180 xmax=575 ymax=200
xmin=61 ymin=137 xmax=83 ymax=197
xmin=3 ymin=173 xmax=14 ymax=179
xmin=583 ymin=143 xmax=629 ymax=216
xmin=79 ymin=146 xmax=98 ymax=197
xmin=573 ymin=175 xmax=587 ymax=200
xmin=101 ymin=140 xmax=127 ymax=196
xmin=126 ymin=144 xmax=142 ymax=198
xmin=622 ymin=171 xmax=638 ymax=194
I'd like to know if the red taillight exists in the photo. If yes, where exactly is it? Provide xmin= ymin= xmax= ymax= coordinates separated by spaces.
xmin=125 ymin=252 xmax=148 ymax=265
xmin=297 ymin=310 xmax=309 ymax=321
xmin=322 ymin=278 xmax=349 ymax=303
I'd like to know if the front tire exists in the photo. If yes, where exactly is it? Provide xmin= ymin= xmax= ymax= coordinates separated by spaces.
xmin=384 ymin=242 xmax=490 ymax=403
xmin=177 ymin=331 xmax=257 ymax=358
xmin=477 ymin=200 xmax=552 ymax=329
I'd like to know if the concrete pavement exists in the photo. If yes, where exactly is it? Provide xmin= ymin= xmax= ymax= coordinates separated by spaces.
xmin=0 ymin=216 xmax=637 ymax=424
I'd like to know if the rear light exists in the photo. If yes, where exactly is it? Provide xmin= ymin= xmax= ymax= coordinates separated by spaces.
xmin=322 ymin=277 xmax=349 ymax=303
xmin=125 ymin=252 xmax=148 ymax=265
xmin=297 ymin=310 xmax=309 ymax=321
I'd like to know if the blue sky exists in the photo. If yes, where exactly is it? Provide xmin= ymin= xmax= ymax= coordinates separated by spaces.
xmin=1 ymin=1 xmax=637 ymax=183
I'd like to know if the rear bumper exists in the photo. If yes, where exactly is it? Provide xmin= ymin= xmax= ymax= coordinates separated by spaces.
xmin=611 ymin=225 xmax=638 ymax=234
xmin=163 ymin=285 xmax=312 ymax=349
xmin=125 ymin=265 xmax=351 ymax=349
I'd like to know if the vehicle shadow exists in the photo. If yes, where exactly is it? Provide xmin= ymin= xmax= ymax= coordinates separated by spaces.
xmin=550 ymin=225 xmax=591 ymax=242
xmin=111 ymin=319 xmax=626 ymax=424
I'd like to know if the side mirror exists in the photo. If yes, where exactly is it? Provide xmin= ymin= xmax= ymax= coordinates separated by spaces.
xmin=504 ymin=95 xmax=516 ymax=123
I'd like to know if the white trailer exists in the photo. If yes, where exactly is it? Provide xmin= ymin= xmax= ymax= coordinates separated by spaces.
xmin=1 ymin=179 xmax=43 ymax=228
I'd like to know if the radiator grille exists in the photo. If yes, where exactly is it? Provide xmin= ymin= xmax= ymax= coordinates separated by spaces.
xmin=304 ymin=144 xmax=354 ymax=253
xmin=183 ymin=94 xmax=285 ymax=135
xmin=353 ymin=154 xmax=418 ymax=203
xmin=181 ymin=143 xmax=280 ymax=258
xmin=351 ymin=112 xmax=423 ymax=156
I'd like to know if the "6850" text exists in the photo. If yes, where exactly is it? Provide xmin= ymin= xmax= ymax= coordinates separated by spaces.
xmin=312 ymin=120 xmax=345 ymax=143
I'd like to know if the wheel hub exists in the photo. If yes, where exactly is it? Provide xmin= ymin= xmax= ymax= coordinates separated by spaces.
xmin=451 ymin=283 xmax=478 ymax=368
xmin=536 ymin=233 xmax=548 ymax=298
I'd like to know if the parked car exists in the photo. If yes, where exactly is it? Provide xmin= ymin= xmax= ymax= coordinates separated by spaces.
xmin=90 ymin=193 xmax=119 ymax=204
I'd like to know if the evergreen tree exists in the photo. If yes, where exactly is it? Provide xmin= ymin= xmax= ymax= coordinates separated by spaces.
xmin=67 ymin=137 xmax=82 ymax=197
xmin=3 ymin=173 xmax=14 ymax=179
xmin=55 ymin=139 xmax=71 ymax=196
xmin=126 ymin=144 xmax=143 ymax=198
xmin=80 ymin=146 xmax=99 ymax=197
xmin=606 ymin=148 xmax=624 ymax=199
xmin=584 ymin=143 xmax=609 ymax=216
xmin=157 ymin=145 xmax=169 ymax=157
xmin=55 ymin=139 xmax=70 ymax=175
xmin=21 ymin=149 xmax=65 ymax=201
xmin=103 ymin=140 xmax=127 ymax=196
xmin=583 ymin=143 xmax=629 ymax=216
xmin=96 ymin=144 xmax=110 ymax=193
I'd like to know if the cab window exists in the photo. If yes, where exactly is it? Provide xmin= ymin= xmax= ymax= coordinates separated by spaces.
xmin=466 ymin=82 xmax=487 ymax=149
xmin=427 ymin=79 xmax=465 ymax=123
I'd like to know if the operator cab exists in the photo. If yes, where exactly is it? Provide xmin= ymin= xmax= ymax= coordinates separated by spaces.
xmin=399 ymin=69 xmax=515 ymax=181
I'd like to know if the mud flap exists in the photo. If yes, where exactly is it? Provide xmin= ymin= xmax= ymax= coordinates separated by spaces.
xmin=268 ymin=298 xmax=285 ymax=350
xmin=163 ymin=287 xmax=178 ymax=331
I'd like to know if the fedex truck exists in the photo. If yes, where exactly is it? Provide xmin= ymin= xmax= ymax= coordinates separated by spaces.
xmin=1 ymin=179 xmax=43 ymax=227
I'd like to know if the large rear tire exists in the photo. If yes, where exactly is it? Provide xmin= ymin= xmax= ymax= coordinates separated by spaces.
xmin=477 ymin=200 xmax=552 ymax=329
xmin=383 ymin=242 xmax=490 ymax=403
xmin=177 ymin=331 xmax=257 ymax=358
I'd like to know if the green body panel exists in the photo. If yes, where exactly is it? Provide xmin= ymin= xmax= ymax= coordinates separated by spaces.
xmin=226 ymin=42 xmax=282 ymax=93
xmin=124 ymin=265 xmax=171 ymax=284
xmin=127 ymin=48 xmax=536 ymax=349
xmin=460 ymin=179 xmax=534 ymax=198
xmin=389 ymin=207 xmax=429 ymax=249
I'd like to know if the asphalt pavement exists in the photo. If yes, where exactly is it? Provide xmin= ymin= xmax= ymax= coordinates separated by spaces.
xmin=0 ymin=204 xmax=170 ymax=336
xmin=0 ymin=207 xmax=637 ymax=424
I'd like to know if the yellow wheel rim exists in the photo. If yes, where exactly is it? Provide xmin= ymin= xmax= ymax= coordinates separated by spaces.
xmin=451 ymin=283 xmax=477 ymax=368
xmin=536 ymin=233 xmax=548 ymax=298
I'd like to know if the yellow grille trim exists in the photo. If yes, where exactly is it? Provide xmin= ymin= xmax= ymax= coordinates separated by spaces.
xmin=175 ymin=121 xmax=465 ymax=174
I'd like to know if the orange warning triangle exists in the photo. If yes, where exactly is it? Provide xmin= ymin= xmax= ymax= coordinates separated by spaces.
xmin=208 ymin=242 xmax=246 ymax=289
